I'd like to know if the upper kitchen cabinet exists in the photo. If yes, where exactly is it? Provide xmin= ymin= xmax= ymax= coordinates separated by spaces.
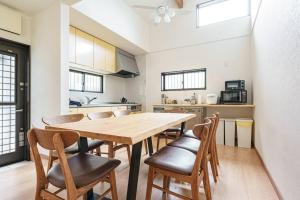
xmin=69 ymin=26 xmax=76 ymax=63
xmin=105 ymin=43 xmax=116 ymax=73
xmin=93 ymin=37 xmax=107 ymax=71
xmin=75 ymin=29 xmax=94 ymax=67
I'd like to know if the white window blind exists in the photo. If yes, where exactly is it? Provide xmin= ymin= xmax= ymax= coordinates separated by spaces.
xmin=161 ymin=69 xmax=206 ymax=91
xmin=69 ymin=70 xmax=103 ymax=93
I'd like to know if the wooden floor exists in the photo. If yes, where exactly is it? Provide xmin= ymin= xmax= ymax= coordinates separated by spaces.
xmin=0 ymin=143 xmax=279 ymax=200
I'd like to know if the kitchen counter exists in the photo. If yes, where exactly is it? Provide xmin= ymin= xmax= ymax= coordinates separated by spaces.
xmin=70 ymin=103 xmax=141 ymax=108
xmin=153 ymin=104 xmax=255 ymax=108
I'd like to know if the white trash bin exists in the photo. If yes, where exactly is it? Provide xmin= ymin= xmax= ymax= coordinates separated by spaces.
xmin=225 ymin=119 xmax=236 ymax=146
xmin=236 ymin=119 xmax=253 ymax=148
xmin=216 ymin=118 xmax=225 ymax=145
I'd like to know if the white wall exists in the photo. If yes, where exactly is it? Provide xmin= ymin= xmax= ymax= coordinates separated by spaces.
xmin=72 ymin=0 xmax=149 ymax=52
xmin=250 ymin=0 xmax=262 ymax=28
xmin=31 ymin=2 xmax=69 ymax=127
xmin=251 ymin=0 xmax=300 ymax=199
xmin=0 ymin=3 xmax=31 ymax=45
xmin=145 ymin=36 xmax=251 ymax=111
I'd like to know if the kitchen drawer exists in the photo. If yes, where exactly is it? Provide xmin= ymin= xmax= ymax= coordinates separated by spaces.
xmin=111 ymin=106 xmax=127 ymax=111
xmin=69 ymin=108 xmax=78 ymax=114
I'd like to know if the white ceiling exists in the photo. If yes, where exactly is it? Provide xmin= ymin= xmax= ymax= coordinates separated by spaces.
xmin=0 ymin=0 xmax=55 ymax=15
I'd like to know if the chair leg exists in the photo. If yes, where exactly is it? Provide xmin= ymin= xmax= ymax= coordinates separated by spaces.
xmin=95 ymin=146 xmax=101 ymax=156
xmin=210 ymin=156 xmax=218 ymax=183
xmin=214 ymin=142 xmax=220 ymax=166
xmin=156 ymin=136 xmax=160 ymax=151
xmin=145 ymin=167 xmax=155 ymax=200
xmin=126 ymin=145 xmax=131 ymax=164
xmin=203 ymin=163 xmax=212 ymax=200
xmin=191 ymin=177 xmax=200 ymax=200
xmin=162 ymin=176 xmax=170 ymax=200
xmin=108 ymin=142 xmax=114 ymax=158
xmin=109 ymin=171 xmax=118 ymax=200
xmin=144 ymin=139 xmax=148 ymax=154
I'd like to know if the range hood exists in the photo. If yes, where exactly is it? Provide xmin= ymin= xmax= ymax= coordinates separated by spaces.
xmin=112 ymin=48 xmax=139 ymax=78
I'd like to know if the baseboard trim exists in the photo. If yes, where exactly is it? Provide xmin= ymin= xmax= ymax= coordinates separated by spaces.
xmin=254 ymin=148 xmax=284 ymax=200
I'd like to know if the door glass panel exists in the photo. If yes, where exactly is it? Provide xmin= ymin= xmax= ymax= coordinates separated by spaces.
xmin=0 ymin=54 xmax=15 ymax=103
xmin=0 ymin=105 xmax=16 ymax=155
xmin=0 ymin=52 xmax=16 ymax=155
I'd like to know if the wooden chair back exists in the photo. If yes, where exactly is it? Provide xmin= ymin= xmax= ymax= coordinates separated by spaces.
xmin=207 ymin=114 xmax=219 ymax=152
xmin=27 ymin=128 xmax=80 ymax=199
xmin=42 ymin=113 xmax=84 ymax=125
xmin=113 ymin=110 xmax=131 ymax=117
xmin=191 ymin=120 xmax=212 ymax=177
xmin=87 ymin=111 xmax=114 ymax=120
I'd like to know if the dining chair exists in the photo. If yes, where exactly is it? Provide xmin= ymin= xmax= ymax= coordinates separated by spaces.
xmin=167 ymin=114 xmax=219 ymax=200
xmin=156 ymin=109 xmax=183 ymax=151
xmin=87 ymin=111 xmax=131 ymax=161
xmin=28 ymin=128 xmax=120 ymax=200
xmin=181 ymin=113 xmax=220 ymax=176
xmin=144 ymin=119 xmax=212 ymax=200
xmin=42 ymin=113 xmax=104 ymax=171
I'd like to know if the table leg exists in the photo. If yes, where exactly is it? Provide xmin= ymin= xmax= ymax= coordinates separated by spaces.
xmin=180 ymin=122 xmax=186 ymax=135
xmin=147 ymin=137 xmax=153 ymax=156
xmin=126 ymin=141 xmax=143 ymax=200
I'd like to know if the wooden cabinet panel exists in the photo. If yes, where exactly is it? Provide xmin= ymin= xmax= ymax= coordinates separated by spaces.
xmin=69 ymin=26 xmax=76 ymax=63
xmin=93 ymin=38 xmax=106 ymax=71
xmin=105 ymin=44 xmax=116 ymax=73
xmin=75 ymin=29 xmax=94 ymax=67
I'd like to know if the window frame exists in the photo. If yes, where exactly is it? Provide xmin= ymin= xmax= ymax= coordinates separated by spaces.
xmin=161 ymin=68 xmax=207 ymax=91
xmin=196 ymin=0 xmax=250 ymax=28
xmin=69 ymin=69 xmax=103 ymax=93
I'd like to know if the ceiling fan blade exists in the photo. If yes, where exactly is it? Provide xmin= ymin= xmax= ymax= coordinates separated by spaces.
xmin=174 ymin=9 xmax=192 ymax=15
xmin=174 ymin=0 xmax=183 ymax=8
xmin=132 ymin=5 xmax=157 ymax=10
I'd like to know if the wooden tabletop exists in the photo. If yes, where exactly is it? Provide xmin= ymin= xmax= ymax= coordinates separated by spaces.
xmin=46 ymin=112 xmax=195 ymax=145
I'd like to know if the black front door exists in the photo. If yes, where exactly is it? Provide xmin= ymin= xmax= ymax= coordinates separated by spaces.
xmin=0 ymin=39 xmax=30 ymax=166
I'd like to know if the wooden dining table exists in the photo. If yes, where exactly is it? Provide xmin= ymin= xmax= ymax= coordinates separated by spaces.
xmin=46 ymin=112 xmax=195 ymax=200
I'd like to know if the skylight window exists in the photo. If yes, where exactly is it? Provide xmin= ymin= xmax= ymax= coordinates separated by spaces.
xmin=197 ymin=0 xmax=250 ymax=27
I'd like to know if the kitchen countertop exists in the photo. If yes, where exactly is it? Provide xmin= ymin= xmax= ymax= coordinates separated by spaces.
xmin=70 ymin=103 xmax=141 ymax=108
xmin=153 ymin=104 xmax=255 ymax=108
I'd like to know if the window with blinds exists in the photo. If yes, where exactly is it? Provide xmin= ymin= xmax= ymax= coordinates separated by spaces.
xmin=69 ymin=70 xmax=103 ymax=93
xmin=161 ymin=69 xmax=206 ymax=91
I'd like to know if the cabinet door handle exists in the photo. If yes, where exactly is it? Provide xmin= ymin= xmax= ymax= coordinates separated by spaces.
xmin=16 ymin=109 xmax=23 ymax=113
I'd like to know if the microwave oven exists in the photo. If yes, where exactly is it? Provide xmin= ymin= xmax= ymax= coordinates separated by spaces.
xmin=220 ymin=90 xmax=247 ymax=104
xmin=225 ymin=80 xmax=245 ymax=90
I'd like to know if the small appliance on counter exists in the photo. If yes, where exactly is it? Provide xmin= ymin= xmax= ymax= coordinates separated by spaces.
xmin=221 ymin=80 xmax=247 ymax=104
xmin=121 ymin=97 xmax=128 ymax=103
xmin=69 ymin=99 xmax=82 ymax=106
xmin=206 ymin=93 xmax=218 ymax=104
xmin=225 ymin=80 xmax=245 ymax=90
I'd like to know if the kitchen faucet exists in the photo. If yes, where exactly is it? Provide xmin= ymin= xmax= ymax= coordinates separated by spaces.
xmin=85 ymin=96 xmax=97 ymax=104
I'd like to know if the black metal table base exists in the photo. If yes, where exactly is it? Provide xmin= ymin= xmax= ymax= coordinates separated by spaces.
xmin=80 ymin=122 xmax=185 ymax=200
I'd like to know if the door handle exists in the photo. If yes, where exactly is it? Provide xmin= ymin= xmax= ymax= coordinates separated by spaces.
xmin=16 ymin=109 xmax=23 ymax=113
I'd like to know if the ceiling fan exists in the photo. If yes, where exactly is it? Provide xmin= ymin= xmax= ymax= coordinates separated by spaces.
xmin=132 ymin=0 xmax=191 ymax=24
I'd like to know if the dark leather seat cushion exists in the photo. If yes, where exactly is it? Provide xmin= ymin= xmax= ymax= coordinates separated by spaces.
xmin=165 ymin=127 xmax=181 ymax=132
xmin=65 ymin=140 xmax=104 ymax=154
xmin=182 ymin=129 xmax=198 ymax=139
xmin=168 ymin=137 xmax=200 ymax=154
xmin=48 ymin=153 xmax=121 ymax=188
xmin=144 ymin=146 xmax=196 ymax=175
